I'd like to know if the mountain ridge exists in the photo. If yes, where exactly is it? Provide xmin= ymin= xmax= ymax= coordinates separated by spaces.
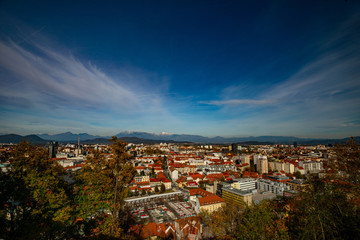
xmin=1 ymin=132 xmax=358 ymax=145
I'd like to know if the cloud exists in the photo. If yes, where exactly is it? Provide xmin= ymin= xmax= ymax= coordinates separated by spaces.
xmin=199 ymin=99 xmax=276 ymax=106
xmin=0 ymin=32 xmax=191 ymax=135
xmin=197 ymin=13 xmax=360 ymax=137
xmin=0 ymin=37 xmax=164 ymax=114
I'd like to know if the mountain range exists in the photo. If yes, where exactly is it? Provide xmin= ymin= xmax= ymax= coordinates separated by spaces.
xmin=0 ymin=131 xmax=357 ymax=145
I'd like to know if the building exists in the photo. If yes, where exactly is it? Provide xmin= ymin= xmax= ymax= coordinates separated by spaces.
xmin=206 ymin=181 xmax=218 ymax=194
xmin=257 ymin=179 xmax=290 ymax=196
xmin=221 ymin=186 xmax=253 ymax=206
xmin=189 ymin=189 xmax=215 ymax=203
xmin=253 ymin=154 xmax=267 ymax=166
xmin=135 ymin=175 xmax=150 ymax=183
xmin=195 ymin=195 xmax=225 ymax=213
xmin=171 ymin=169 xmax=179 ymax=181
xmin=240 ymin=154 xmax=251 ymax=165
xmin=284 ymin=163 xmax=295 ymax=174
xmin=258 ymin=158 xmax=268 ymax=174
xmin=298 ymin=161 xmax=323 ymax=173
xmin=287 ymin=179 xmax=308 ymax=192
xmin=175 ymin=216 xmax=202 ymax=240
xmin=231 ymin=178 xmax=257 ymax=191
xmin=48 ymin=141 xmax=58 ymax=158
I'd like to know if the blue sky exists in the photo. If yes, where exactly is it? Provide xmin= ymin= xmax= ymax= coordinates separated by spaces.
xmin=0 ymin=0 xmax=360 ymax=138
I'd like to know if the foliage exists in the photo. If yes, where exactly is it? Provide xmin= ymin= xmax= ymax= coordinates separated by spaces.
xmin=0 ymin=140 xmax=75 ymax=239
xmin=74 ymin=136 xmax=136 ymax=238
xmin=160 ymin=184 xmax=166 ymax=193
xmin=287 ymin=138 xmax=360 ymax=239
xmin=200 ymin=200 xmax=289 ymax=240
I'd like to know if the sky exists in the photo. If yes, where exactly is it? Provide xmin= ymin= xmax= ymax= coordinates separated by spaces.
xmin=0 ymin=0 xmax=360 ymax=138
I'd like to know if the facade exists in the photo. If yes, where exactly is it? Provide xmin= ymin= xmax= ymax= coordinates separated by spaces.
xmin=135 ymin=175 xmax=150 ymax=183
xmin=257 ymin=179 xmax=290 ymax=196
xmin=171 ymin=169 xmax=179 ymax=181
xmin=258 ymin=158 xmax=268 ymax=174
xmin=231 ymin=178 xmax=257 ymax=191
xmin=240 ymin=154 xmax=251 ymax=165
xmin=284 ymin=163 xmax=295 ymax=174
xmin=298 ymin=161 xmax=323 ymax=173
xmin=196 ymin=195 xmax=225 ymax=213
xmin=221 ymin=186 xmax=253 ymax=206
xmin=287 ymin=179 xmax=308 ymax=192
xmin=206 ymin=181 xmax=218 ymax=194
xmin=197 ymin=164 xmax=236 ymax=172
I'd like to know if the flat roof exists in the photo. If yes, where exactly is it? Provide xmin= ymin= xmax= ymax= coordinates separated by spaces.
xmin=222 ymin=186 xmax=253 ymax=196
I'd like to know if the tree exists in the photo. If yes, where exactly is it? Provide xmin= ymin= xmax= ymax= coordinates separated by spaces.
xmin=287 ymin=138 xmax=360 ymax=239
xmin=160 ymin=184 xmax=166 ymax=193
xmin=74 ymin=137 xmax=136 ymax=238
xmin=0 ymin=140 xmax=75 ymax=239
xmin=150 ymin=168 xmax=156 ymax=178
xmin=200 ymin=200 xmax=289 ymax=240
xmin=293 ymin=171 xmax=302 ymax=179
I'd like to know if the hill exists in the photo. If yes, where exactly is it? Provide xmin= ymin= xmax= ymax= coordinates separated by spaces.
xmin=0 ymin=134 xmax=48 ymax=144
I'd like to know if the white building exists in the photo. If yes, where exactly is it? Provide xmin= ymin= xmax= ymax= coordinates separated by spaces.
xmin=240 ymin=154 xmax=251 ymax=165
xmin=171 ymin=169 xmax=179 ymax=181
xmin=253 ymin=154 xmax=267 ymax=166
xmin=258 ymin=158 xmax=268 ymax=174
xmin=257 ymin=179 xmax=290 ymax=195
xmin=298 ymin=161 xmax=323 ymax=173
xmin=231 ymin=178 xmax=257 ymax=191
xmin=284 ymin=163 xmax=295 ymax=174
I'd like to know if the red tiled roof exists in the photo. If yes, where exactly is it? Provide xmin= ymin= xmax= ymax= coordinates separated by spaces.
xmin=189 ymin=189 xmax=214 ymax=197
xmin=198 ymin=195 xmax=224 ymax=206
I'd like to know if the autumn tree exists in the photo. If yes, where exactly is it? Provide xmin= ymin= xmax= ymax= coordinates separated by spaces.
xmin=287 ymin=138 xmax=360 ymax=239
xmin=74 ymin=137 xmax=135 ymax=238
xmin=0 ymin=140 xmax=75 ymax=239
xmin=160 ymin=184 xmax=166 ymax=193
xmin=200 ymin=200 xmax=289 ymax=240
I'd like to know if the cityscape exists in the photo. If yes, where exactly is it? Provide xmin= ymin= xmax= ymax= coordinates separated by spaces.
xmin=1 ymin=1 xmax=360 ymax=240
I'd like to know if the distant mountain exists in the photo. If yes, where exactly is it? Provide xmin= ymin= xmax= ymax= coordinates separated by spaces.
xmin=22 ymin=131 xmax=359 ymax=145
xmin=115 ymin=131 xmax=306 ymax=144
xmin=0 ymin=134 xmax=48 ymax=144
xmin=82 ymin=137 xmax=191 ymax=144
xmin=38 ymin=132 xmax=106 ymax=142
xmin=115 ymin=131 xmax=359 ymax=145
xmin=116 ymin=131 xmax=209 ymax=143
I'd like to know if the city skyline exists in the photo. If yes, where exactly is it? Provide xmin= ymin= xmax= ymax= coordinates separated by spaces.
xmin=1 ymin=1 xmax=360 ymax=138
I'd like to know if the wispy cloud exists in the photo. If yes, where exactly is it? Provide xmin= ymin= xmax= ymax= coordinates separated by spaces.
xmin=199 ymin=99 xmax=276 ymax=106
xmin=0 ymin=33 xmax=187 ymax=134
xmin=199 ymin=13 xmax=360 ymax=137
xmin=0 ymin=39 xmax=144 ymax=112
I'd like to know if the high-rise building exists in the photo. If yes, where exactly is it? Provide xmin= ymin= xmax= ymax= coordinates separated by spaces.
xmin=258 ymin=158 xmax=268 ymax=174
xmin=48 ymin=141 xmax=58 ymax=158
xmin=240 ymin=154 xmax=251 ymax=165
xmin=230 ymin=143 xmax=240 ymax=154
